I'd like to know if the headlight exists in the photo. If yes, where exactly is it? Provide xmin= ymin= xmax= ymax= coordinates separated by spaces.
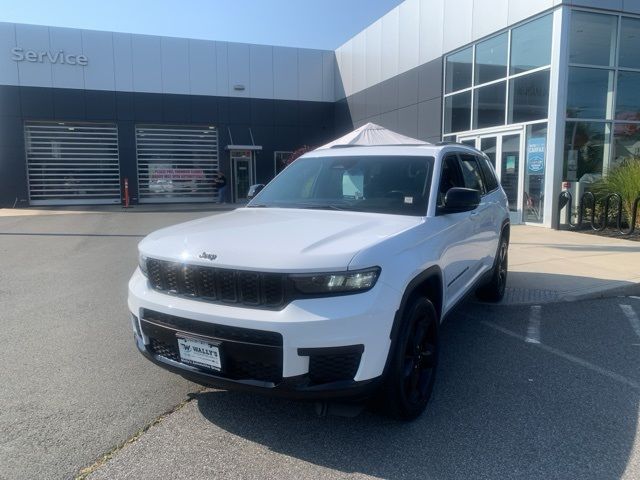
xmin=290 ymin=267 xmax=380 ymax=295
xmin=138 ymin=253 xmax=148 ymax=277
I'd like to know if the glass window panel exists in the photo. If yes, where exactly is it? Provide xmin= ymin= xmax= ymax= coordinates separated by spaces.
xmin=563 ymin=121 xmax=610 ymax=181
xmin=612 ymin=124 xmax=640 ymax=170
xmin=619 ymin=17 xmax=640 ymax=69
xmin=444 ymin=92 xmax=471 ymax=134
xmin=473 ymin=81 xmax=506 ymax=129
xmin=567 ymin=67 xmax=613 ymax=119
xmin=615 ymin=71 xmax=640 ymax=122
xmin=509 ymin=69 xmax=550 ymax=123
xmin=524 ymin=123 xmax=548 ymax=223
xmin=501 ymin=134 xmax=521 ymax=212
xmin=510 ymin=14 xmax=553 ymax=75
xmin=569 ymin=11 xmax=617 ymax=66
xmin=475 ymin=33 xmax=508 ymax=85
xmin=480 ymin=137 xmax=497 ymax=169
xmin=445 ymin=47 xmax=473 ymax=93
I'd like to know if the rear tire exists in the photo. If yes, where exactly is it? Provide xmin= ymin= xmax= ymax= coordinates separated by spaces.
xmin=476 ymin=233 xmax=509 ymax=302
xmin=380 ymin=297 xmax=439 ymax=421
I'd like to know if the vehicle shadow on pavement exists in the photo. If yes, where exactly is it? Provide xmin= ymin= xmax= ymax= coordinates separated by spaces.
xmin=196 ymin=300 xmax=640 ymax=480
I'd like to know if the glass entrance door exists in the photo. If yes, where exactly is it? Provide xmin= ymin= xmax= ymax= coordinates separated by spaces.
xmin=458 ymin=130 xmax=524 ymax=224
xmin=230 ymin=150 xmax=255 ymax=203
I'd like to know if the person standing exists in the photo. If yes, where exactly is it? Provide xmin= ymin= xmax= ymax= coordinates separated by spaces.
xmin=213 ymin=171 xmax=227 ymax=204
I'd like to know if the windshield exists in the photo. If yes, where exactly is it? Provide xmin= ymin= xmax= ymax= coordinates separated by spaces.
xmin=248 ymin=155 xmax=433 ymax=216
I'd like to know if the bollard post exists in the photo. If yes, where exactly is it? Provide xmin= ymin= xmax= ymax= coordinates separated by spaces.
xmin=123 ymin=177 xmax=131 ymax=208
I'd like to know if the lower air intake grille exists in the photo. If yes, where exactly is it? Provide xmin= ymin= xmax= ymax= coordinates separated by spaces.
xmin=305 ymin=346 xmax=364 ymax=384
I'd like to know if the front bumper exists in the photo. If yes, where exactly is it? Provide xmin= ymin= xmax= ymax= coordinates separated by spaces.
xmin=129 ymin=268 xmax=400 ymax=399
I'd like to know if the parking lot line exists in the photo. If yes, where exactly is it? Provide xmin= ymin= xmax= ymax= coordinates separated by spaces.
xmin=620 ymin=304 xmax=640 ymax=340
xmin=525 ymin=305 xmax=541 ymax=344
xmin=481 ymin=320 xmax=640 ymax=391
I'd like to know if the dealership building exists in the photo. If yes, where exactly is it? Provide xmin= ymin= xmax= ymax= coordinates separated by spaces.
xmin=1 ymin=0 xmax=640 ymax=227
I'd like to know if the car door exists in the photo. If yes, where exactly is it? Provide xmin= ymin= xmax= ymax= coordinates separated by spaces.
xmin=458 ymin=153 xmax=496 ymax=271
xmin=435 ymin=154 xmax=479 ymax=307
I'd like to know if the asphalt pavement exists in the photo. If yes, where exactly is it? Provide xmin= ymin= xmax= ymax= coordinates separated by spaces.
xmin=1 ymin=207 xmax=640 ymax=480
xmin=0 ymin=209 xmax=221 ymax=480
xmin=87 ymin=297 xmax=640 ymax=480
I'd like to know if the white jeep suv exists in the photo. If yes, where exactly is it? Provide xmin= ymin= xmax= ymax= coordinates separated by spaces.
xmin=128 ymin=144 xmax=510 ymax=419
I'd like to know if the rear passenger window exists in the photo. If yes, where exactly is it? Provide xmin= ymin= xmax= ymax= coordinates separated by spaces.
xmin=477 ymin=156 xmax=499 ymax=191
xmin=458 ymin=154 xmax=486 ymax=194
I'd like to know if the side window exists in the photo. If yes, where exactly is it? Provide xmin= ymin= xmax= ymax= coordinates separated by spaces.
xmin=477 ymin=155 xmax=499 ymax=192
xmin=458 ymin=154 xmax=486 ymax=194
xmin=438 ymin=155 xmax=464 ymax=206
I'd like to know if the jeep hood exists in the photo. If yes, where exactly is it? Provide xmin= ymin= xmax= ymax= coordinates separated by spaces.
xmin=139 ymin=208 xmax=422 ymax=272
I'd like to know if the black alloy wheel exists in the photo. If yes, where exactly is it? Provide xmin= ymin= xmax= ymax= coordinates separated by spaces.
xmin=381 ymin=297 xmax=439 ymax=420
xmin=476 ymin=233 xmax=509 ymax=302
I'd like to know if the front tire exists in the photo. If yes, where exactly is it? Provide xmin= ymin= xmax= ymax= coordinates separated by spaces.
xmin=476 ymin=233 xmax=509 ymax=302
xmin=380 ymin=297 xmax=439 ymax=420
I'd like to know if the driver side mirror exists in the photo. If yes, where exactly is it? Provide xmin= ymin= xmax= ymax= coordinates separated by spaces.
xmin=247 ymin=184 xmax=265 ymax=199
xmin=440 ymin=187 xmax=481 ymax=214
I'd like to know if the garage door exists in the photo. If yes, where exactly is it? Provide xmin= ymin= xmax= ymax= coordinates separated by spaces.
xmin=25 ymin=121 xmax=121 ymax=205
xmin=136 ymin=125 xmax=219 ymax=203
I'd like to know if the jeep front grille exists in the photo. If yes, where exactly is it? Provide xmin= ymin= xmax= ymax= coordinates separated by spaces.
xmin=145 ymin=258 xmax=286 ymax=309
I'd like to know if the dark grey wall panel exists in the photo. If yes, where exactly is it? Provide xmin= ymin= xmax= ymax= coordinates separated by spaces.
xmin=398 ymin=69 xmax=419 ymax=109
xmin=418 ymin=58 xmax=444 ymax=102
xmin=418 ymin=97 xmax=443 ymax=140
xmin=397 ymin=104 xmax=419 ymax=138
xmin=53 ymin=89 xmax=86 ymax=119
xmin=339 ymin=56 xmax=443 ymax=142
xmin=85 ymin=90 xmax=117 ymax=121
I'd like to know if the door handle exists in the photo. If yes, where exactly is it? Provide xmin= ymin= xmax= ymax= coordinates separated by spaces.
xmin=469 ymin=211 xmax=480 ymax=220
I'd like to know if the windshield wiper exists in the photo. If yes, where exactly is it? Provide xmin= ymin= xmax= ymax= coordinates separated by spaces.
xmin=296 ymin=203 xmax=349 ymax=211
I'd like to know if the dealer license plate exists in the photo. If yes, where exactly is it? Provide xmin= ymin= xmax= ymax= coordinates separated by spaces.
xmin=177 ymin=336 xmax=222 ymax=371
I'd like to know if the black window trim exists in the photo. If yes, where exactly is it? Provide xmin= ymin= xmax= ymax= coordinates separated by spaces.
xmin=475 ymin=153 xmax=500 ymax=194
xmin=456 ymin=152 xmax=488 ymax=196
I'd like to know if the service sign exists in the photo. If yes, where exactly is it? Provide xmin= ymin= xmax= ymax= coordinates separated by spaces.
xmin=527 ymin=137 xmax=546 ymax=175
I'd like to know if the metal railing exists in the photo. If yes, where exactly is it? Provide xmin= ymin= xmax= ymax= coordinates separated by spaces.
xmin=556 ymin=191 xmax=640 ymax=234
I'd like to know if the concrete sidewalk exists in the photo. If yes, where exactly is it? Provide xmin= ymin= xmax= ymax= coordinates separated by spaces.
xmin=505 ymin=225 xmax=640 ymax=305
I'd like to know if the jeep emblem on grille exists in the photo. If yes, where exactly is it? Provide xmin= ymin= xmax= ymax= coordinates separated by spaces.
xmin=199 ymin=251 xmax=217 ymax=261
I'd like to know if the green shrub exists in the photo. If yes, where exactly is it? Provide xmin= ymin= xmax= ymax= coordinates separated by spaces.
xmin=593 ymin=158 xmax=640 ymax=227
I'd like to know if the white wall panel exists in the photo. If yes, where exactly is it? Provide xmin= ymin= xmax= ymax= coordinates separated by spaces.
xmin=398 ymin=0 xmax=420 ymax=74
xmin=443 ymin=0 xmax=473 ymax=52
xmin=15 ymin=24 xmax=52 ymax=87
xmin=227 ymin=42 xmax=250 ymax=97
xmin=273 ymin=46 xmax=298 ymax=100
xmin=161 ymin=37 xmax=189 ymax=94
xmin=365 ymin=19 xmax=382 ymax=89
xmin=381 ymin=7 xmax=400 ymax=81
xmin=215 ymin=42 xmax=229 ymax=97
xmin=113 ymin=32 xmax=133 ymax=91
xmin=351 ymin=32 xmax=367 ymax=95
xmin=335 ymin=42 xmax=352 ymax=98
xmin=0 ymin=23 xmax=18 ymax=85
xmin=473 ymin=0 xmax=509 ymax=39
xmin=298 ymin=49 xmax=323 ymax=101
xmin=250 ymin=44 xmax=274 ymax=99
xmin=507 ymin=0 xmax=555 ymax=25
xmin=333 ymin=49 xmax=346 ymax=99
xmin=131 ymin=35 xmax=162 ymax=93
xmin=50 ymin=27 xmax=84 ymax=89
xmin=82 ymin=30 xmax=115 ymax=91
xmin=418 ymin=0 xmax=444 ymax=64
xmin=188 ymin=39 xmax=216 ymax=96
xmin=322 ymin=50 xmax=335 ymax=102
